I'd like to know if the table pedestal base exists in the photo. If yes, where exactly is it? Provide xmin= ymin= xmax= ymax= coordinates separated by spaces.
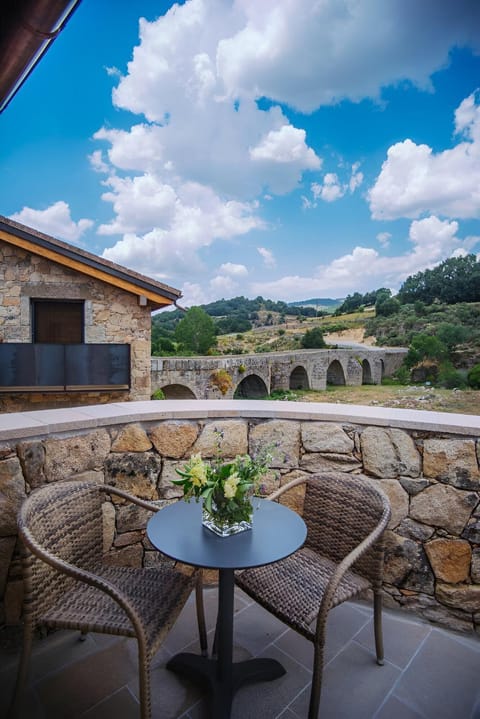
xmin=167 ymin=653 xmax=286 ymax=718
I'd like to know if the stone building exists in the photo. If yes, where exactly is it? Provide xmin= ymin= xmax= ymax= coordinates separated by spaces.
xmin=0 ymin=215 xmax=181 ymax=411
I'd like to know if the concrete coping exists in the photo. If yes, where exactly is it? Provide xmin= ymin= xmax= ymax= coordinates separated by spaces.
xmin=0 ymin=399 xmax=479 ymax=441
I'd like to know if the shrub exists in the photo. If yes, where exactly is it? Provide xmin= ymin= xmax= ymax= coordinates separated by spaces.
xmin=301 ymin=327 xmax=326 ymax=349
xmin=467 ymin=363 xmax=480 ymax=389
xmin=210 ymin=369 xmax=233 ymax=395
xmin=151 ymin=388 xmax=165 ymax=400
xmin=437 ymin=362 xmax=467 ymax=389
xmin=393 ymin=365 xmax=411 ymax=385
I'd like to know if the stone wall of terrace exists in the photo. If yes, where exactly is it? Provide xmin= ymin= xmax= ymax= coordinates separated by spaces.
xmin=0 ymin=400 xmax=479 ymax=635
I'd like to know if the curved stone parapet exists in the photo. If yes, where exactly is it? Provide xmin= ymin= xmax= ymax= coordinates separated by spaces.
xmin=1 ymin=399 xmax=478 ymax=634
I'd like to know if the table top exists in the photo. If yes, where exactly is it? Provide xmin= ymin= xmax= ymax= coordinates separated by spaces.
xmin=147 ymin=498 xmax=307 ymax=570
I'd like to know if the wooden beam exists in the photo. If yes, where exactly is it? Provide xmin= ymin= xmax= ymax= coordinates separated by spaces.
xmin=0 ymin=230 xmax=173 ymax=306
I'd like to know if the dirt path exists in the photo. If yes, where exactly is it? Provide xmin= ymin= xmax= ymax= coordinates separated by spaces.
xmin=324 ymin=327 xmax=376 ymax=346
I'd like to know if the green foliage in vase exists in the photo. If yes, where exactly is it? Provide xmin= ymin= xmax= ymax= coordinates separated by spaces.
xmin=172 ymin=435 xmax=273 ymax=525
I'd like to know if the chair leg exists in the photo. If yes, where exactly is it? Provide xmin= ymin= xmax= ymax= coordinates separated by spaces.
xmin=195 ymin=572 xmax=208 ymax=657
xmin=373 ymin=588 xmax=384 ymax=665
xmin=308 ymin=641 xmax=325 ymax=719
xmin=8 ymin=623 xmax=33 ymax=719
xmin=137 ymin=646 xmax=152 ymax=719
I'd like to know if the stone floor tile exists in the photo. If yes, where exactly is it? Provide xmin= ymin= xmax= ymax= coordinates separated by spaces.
xmin=232 ymin=601 xmax=289 ymax=656
xmin=273 ymin=628 xmax=313 ymax=673
xmin=355 ymin=608 xmax=432 ymax=669
xmin=141 ymin=661 xmax=203 ymax=719
xmin=35 ymin=641 xmax=138 ymax=719
xmin=230 ymin=645 xmax=311 ymax=719
xmin=28 ymin=631 xmax=102 ymax=683
xmin=272 ymin=602 xmax=373 ymax=675
xmin=373 ymin=695 xmax=427 ymax=719
xmin=80 ymin=687 xmax=139 ymax=719
xmin=392 ymin=628 xmax=480 ymax=719
xmin=290 ymin=640 xmax=401 ymax=719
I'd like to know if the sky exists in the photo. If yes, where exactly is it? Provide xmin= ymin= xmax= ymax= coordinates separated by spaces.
xmin=1 ymin=0 xmax=480 ymax=307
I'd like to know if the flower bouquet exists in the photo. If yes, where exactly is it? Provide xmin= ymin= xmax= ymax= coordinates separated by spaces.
xmin=173 ymin=445 xmax=272 ymax=536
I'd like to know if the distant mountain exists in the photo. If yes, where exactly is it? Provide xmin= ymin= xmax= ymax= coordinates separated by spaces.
xmin=289 ymin=298 xmax=344 ymax=309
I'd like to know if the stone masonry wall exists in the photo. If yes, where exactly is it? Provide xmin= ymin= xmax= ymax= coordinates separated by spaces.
xmin=0 ymin=240 xmax=153 ymax=409
xmin=1 ymin=410 xmax=479 ymax=635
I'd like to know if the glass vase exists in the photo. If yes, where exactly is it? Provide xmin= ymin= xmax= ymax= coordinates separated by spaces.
xmin=202 ymin=496 xmax=253 ymax=537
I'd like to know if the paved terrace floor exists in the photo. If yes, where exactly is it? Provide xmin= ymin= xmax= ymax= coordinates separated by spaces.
xmin=1 ymin=586 xmax=479 ymax=719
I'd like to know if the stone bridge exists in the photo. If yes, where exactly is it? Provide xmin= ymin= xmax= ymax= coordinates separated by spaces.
xmin=151 ymin=347 xmax=407 ymax=399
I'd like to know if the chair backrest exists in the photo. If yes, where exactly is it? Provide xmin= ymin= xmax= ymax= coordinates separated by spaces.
xmin=302 ymin=472 xmax=390 ymax=583
xmin=18 ymin=480 xmax=105 ymax=625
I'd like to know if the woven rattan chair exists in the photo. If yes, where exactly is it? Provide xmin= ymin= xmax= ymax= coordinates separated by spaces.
xmin=9 ymin=479 xmax=208 ymax=719
xmin=236 ymin=471 xmax=391 ymax=719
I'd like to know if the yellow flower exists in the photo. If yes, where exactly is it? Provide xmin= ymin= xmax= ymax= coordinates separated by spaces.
xmin=224 ymin=473 xmax=240 ymax=499
xmin=189 ymin=454 xmax=208 ymax=487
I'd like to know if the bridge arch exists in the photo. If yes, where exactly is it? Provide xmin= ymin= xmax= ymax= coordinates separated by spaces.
xmin=362 ymin=359 xmax=373 ymax=384
xmin=160 ymin=383 xmax=197 ymax=399
xmin=234 ymin=374 xmax=268 ymax=399
xmin=327 ymin=359 xmax=346 ymax=386
xmin=289 ymin=365 xmax=309 ymax=390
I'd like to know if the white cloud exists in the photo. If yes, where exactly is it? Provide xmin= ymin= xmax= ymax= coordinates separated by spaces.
xmin=369 ymin=91 xmax=480 ymax=220
xmin=251 ymin=216 xmax=479 ymax=300
xmin=105 ymin=1 xmax=320 ymax=200
xmin=257 ymin=246 xmax=276 ymax=268
xmin=306 ymin=163 xmax=363 ymax=206
xmin=179 ymin=281 xmax=210 ymax=307
xmin=249 ymin=125 xmax=320 ymax=167
xmin=455 ymin=90 xmax=480 ymax=141
xmin=9 ymin=201 xmax=93 ymax=243
xmin=219 ymin=262 xmax=248 ymax=276
xmin=88 ymin=150 xmax=109 ymax=174
xmin=217 ymin=0 xmax=480 ymax=112
xmin=98 ymin=174 xmax=177 ymax=235
xmin=90 ymin=0 xmax=479 ymax=295
xmin=312 ymin=174 xmax=345 ymax=203
xmin=376 ymin=232 xmax=391 ymax=248
xmin=94 ymin=124 xmax=166 ymax=173
xmin=209 ymin=274 xmax=238 ymax=295
xmin=349 ymin=163 xmax=364 ymax=192
xmin=101 ymin=180 xmax=263 ymax=279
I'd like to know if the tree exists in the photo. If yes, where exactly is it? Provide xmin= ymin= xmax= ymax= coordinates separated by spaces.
xmin=175 ymin=307 xmax=217 ymax=354
xmin=404 ymin=334 xmax=448 ymax=369
xmin=398 ymin=255 xmax=480 ymax=305
xmin=301 ymin=327 xmax=326 ymax=349
xmin=375 ymin=296 xmax=400 ymax=317
xmin=436 ymin=323 xmax=469 ymax=350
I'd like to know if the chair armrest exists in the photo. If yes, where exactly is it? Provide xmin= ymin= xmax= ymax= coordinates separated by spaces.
xmin=99 ymin=484 xmax=171 ymax=512
xmin=313 ymin=501 xmax=391 ymax=640
xmin=19 ymin=523 xmax=149 ymax=644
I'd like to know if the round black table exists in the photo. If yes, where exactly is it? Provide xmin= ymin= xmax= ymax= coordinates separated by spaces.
xmin=147 ymin=498 xmax=307 ymax=719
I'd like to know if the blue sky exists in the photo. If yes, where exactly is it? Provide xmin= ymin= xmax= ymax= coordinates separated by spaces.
xmin=1 ymin=0 xmax=480 ymax=306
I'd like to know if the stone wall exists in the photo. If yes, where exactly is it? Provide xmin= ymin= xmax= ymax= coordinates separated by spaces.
xmin=151 ymin=347 xmax=407 ymax=398
xmin=0 ymin=240 xmax=153 ymax=409
xmin=0 ymin=401 xmax=479 ymax=635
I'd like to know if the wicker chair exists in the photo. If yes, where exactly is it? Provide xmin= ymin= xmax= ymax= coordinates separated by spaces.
xmin=236 ymin=471 xmax=391 ymax=719
xmin=9 ymin=479 xmax=208 ymax=719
